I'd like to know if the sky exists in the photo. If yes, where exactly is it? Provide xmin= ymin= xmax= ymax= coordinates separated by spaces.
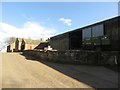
xmin=118 ymin=1 xmax=120 ymax=16
xmin=0 ymin=2 xmax=119 ymax=51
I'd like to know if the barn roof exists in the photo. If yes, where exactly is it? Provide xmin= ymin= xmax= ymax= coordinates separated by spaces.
xmin=34 ymin=42 xmax=48 ymax=49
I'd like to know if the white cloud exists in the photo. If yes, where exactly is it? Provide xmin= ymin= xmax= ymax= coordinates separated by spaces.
xmin=0 ymin=21 xmax=57 ymax=51
xmin=59 ymin=18 xmax=72 ymax=26
xmin=0 ymin=21 xmax=56 ymax=40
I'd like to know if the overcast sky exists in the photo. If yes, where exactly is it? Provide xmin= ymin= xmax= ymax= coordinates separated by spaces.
xmin=0 ymin=2 xmax=119 ymax=51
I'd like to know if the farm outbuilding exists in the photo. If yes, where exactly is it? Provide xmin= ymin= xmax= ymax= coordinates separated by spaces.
xmin=50 ymin=16 xmax=120 ymax=51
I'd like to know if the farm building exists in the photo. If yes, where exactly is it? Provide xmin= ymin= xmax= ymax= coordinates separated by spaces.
xmin=50 ymin=16 xmax=120 ymax=51
xmin=7 ymin=38 xmax=45 ymax=52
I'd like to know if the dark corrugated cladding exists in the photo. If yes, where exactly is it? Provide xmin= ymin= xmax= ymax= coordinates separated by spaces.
xmin=69 ymin=29 xmax=82 ymax=50
xmin=50 ymin=16 xmax=120 ymax=51
xmin=50 ymin=33 xmax=69 ymax=50
xmin=50 ymin=29 xmax=82 ymax=50
xmin=104 ymin=16 xmax=120 ymax=51
xmin=118 ymin=16 xmax=120 ymax=51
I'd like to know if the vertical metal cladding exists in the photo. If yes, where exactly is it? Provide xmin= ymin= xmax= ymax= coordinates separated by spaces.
xmin=69 ymin=29 xmax=82 ymax=50
xmin=50 ymin=33 xmax=69 ymax=51
xmin=104 ymin=16 xmax=119 ymax=51
xmin=50 ymin=29 xmax=83 ymax=50
xmin=117 ymin=16 xmax=120 ymax=51
xmin=50 ymin=16 xmax=120 ymax=51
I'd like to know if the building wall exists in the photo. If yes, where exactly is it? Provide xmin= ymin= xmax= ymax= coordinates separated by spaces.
xmin=18 ymin=42 xmax=22 ymax=50
xmin=104 ymin=16 xmax=120 ymax=51
xmin=69 ymin=29 xmax=82 ymax=49
xmin=25 ymin=44 xmax=38 ymax=50
xmin=50 ymin=30 xmax=82 ymax=51
xmin=10 ymin=43 xmax=15 ymax=52
xmin=18 ymin=42 xmax=37 ymax=50
xmin=15 ymin=39 xmax=19 ymax=51
xmin=7 ymin=45 xmax=11 ymax=52
xmin=117 ymin=16 xmax=120 ymax=51
xmin=9 ymin=42 xmax=21 ymax=52
xmin=50 ymin=16 xmax=120 ymax=51
xmin=7 ymin=42 xmax=38 ymax=52
xmin=50 ymin=33 xmax=69 ymax=51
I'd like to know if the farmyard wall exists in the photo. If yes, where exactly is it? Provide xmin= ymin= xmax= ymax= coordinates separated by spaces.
xmin=23 ymin=50 xmax=119 ymax=65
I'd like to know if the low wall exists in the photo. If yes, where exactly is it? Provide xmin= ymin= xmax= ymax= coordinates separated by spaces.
xmin=23 ymin=50 xmax=119 ymax=65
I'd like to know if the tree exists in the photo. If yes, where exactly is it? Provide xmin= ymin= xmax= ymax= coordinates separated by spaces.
xmin=0 ymin=37 xmax=16 ymax=52
xmin=5 ymin=37 xmax=16 ymax=45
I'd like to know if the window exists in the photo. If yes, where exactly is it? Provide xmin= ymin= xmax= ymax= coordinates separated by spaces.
xmin=92 ymin=24 xmax=104 ymax=37
xmin=82 ymin=27 xmax=92 ymax=39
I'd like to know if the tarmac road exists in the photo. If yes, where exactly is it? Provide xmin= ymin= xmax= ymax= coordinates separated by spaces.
xmin=2 ymin=53 xmax=119 ymax=88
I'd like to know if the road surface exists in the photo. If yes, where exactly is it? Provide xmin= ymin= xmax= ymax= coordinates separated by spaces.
xmin=2 ymin=53 xmax=119 ymax=88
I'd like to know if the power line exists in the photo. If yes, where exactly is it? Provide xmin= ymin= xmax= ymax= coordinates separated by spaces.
xmin=0 ymin=44 xmax=8 ymax=52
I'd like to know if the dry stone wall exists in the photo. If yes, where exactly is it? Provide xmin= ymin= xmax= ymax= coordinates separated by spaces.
xmin=23 ymin=50 xmax=119 ymax=65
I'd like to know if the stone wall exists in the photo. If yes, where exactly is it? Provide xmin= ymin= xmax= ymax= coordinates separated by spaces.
xmin=23 ymin=50 xmax=119 ymax=65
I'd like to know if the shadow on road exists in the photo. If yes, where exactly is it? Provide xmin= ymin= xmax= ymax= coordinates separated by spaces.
xmin=21 ymin=53 xmax=119 ymax=89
